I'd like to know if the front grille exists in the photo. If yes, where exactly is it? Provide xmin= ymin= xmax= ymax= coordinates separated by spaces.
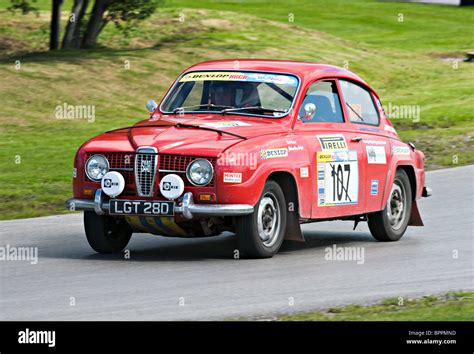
xmin=84 ymin=152 xmax=216 ymax=196
xmin=135 ymin=148 xmax=157 ymax=197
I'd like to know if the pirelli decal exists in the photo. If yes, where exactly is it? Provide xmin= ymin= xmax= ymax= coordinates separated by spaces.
xmin=317 ymin=134 xmax=348 ymax=151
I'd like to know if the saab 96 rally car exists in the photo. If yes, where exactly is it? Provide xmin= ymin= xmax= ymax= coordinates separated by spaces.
xmin=67 ymin=59 xmax=432 ymax=258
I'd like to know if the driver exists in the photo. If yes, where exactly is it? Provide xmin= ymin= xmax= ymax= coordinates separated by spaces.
xmin=210 ymin=82 xmax=235 ymax=107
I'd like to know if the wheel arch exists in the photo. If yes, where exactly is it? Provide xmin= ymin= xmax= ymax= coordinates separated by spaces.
xmin=397 ymin=165 xmax=416 ymax=201
xmin=385 ymin=164 xmax=424 ymax=227
xmin=267 ymin=171 xmax=305 ymax=242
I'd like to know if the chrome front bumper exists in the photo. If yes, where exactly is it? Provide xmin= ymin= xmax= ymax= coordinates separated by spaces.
xmin=66 ymin=189 xmax=254 ymax=219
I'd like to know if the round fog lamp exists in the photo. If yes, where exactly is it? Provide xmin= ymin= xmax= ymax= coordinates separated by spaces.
xmin=160 ymin=174 xmax=185 ymax=200
xmin=101 ymin=171 xmax=125 ymax=198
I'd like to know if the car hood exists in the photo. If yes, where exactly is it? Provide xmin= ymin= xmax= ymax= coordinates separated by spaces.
xmin=81 ymin=114 xmax=289 ymax=156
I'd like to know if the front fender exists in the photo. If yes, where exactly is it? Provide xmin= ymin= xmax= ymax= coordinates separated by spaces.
xmin=215 ymin=135 xmax=312 ymax=218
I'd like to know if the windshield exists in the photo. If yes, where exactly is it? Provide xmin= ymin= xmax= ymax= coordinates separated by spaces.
xmin=161 ymin=71 xmax=299 ymax=117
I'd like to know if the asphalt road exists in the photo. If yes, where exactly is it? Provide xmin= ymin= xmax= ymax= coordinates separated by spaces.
xmin=1 ymin=166 xmax=472 ymax=320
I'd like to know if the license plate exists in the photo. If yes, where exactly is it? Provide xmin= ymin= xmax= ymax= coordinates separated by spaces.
xmin=109 ymin=200 xmax=174 ymax=216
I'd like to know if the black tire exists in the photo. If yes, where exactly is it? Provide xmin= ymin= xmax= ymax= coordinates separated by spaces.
xmin=368 ymin=169 xmax=412 ymax=242
xmin=235 ymin=180 xmax=287 ymax=258
xmin=84 ymin=211 xmax=132 ymax=253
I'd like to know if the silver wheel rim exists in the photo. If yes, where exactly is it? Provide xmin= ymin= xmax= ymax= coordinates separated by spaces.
xmin=386 ymin=180 xmax=406 ymax=231
xmin=257 ymin=192 xmax=281 ymax=248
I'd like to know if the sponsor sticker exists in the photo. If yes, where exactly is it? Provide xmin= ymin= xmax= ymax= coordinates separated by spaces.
xmin=366 ymin=146 xmax=386 ymax=164
xmin=203 ymin=121 xmax=250 ymax=128
xmin=260 ymin=148 xmax=288 ymax=160
xmin=317 ymin=134 xmax=348 ymax=151
xmin=317 ymin=150 xmax=359 ymax=206
xmin=179 ymin=71 xmax=298 ymax=85
xmin=384 ymin=125 xmax=397 ymax=135
xmin=371 ymin=180 xmax=379 ymax=196
xmin=363 ymin=139 xmax=386 ymax=145
xmin=288 ymin=145 xmax=304 ymax=152
xmin=223 ymin=172 xmax=242 ymax=183
xmin=392 ymin=146 xmax=410 ymax=155
xmin=359 ymin=127 xmax=380 ymax=133
xmin=300 ymin=167 xmax=309 ymax=178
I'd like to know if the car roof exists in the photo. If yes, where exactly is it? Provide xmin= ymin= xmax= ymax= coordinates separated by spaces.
xmin=184 ymin=59 xmax=368 ymax=86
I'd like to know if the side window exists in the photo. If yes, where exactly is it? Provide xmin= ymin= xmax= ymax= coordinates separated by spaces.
xmin=299 ymin=81 xmax=344 ymax=123
xmin=339 ymin=80 xmax=379 ymax=125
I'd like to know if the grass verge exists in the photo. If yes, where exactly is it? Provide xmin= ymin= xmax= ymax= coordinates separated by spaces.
xmin=277 ymin=291 xmax=474 ymax=321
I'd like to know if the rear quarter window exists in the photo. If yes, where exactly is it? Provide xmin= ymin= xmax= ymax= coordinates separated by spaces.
xmin=339 ymin=80 xmax=379 ymax=125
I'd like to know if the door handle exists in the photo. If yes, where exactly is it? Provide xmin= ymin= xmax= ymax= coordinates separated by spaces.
xmin=351 ymin=137 xmax=362 ymax=142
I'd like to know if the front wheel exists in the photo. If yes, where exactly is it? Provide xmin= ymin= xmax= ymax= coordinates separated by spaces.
xmin=368 ymin=169 xmax=412 ymax=241
xmin=235 ymin=180 xmax=287 ymax=258
xmin=84 ymin=211 xmax=132 ymax=253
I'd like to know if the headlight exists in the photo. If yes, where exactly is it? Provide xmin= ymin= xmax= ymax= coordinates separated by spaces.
xmin=85 ymin=154 xmax=109 ymax=181
xmin=186 ymin=159 xmax=214 ymax=186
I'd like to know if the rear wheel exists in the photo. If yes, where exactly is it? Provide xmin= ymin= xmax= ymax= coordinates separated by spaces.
xmin=84 ymin=211 xmax=132 ymax=253
xmin=368 ymin=169 xmax=412 ymax=241
xmin=235 ymin=180 xmax=287 ymax=258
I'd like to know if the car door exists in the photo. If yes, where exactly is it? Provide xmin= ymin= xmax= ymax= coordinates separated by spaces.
xmin=338 ymin=79 xmax=390 ymax=213
xmin=293 ymin=79 xmax=366 ymax=219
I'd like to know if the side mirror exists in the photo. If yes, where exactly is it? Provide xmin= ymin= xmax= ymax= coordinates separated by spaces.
xmin=303 ymin=103 xmax=316 ymax=120
xmin=146 ymin=99 xmax=158 ymax=113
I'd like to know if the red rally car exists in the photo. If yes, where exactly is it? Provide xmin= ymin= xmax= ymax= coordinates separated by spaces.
xmin=67 ymin=59 xmax=432 ymax=258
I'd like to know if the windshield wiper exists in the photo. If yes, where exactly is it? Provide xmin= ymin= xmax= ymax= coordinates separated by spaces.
xmin=221 ymin=106 xmax=287 ymax=115
xmin=174 ymin=123 xmax=246 ymax=140
xmin=172 ymin=103 xmax=234 ymax=114
xmin=345 ymin=102 xmax=364 ymax=122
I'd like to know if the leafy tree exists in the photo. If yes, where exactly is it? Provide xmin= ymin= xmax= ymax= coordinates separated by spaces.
xmin=8 ymin=0 xmax=39 ymax=14
xmin=8 ymin=0 xmax=161 ymax=50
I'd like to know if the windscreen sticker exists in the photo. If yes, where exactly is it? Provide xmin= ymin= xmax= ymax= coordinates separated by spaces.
xmin=203 ymin=121 xmax=250 ymax=128
xmin=366 ymin=146 xmax=386 ymax=164
xmin=317 ymin=150 xmax=358 ymax=206
xmin=317 ymin=134 xmax=348 ymax=151
xmin=179 ymin=71 xmax=298 ymax=85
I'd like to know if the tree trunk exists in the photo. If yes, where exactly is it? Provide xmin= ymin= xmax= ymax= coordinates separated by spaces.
xmin=62 ymin=0 xmax=89 ymax=49
xmin=71 ymin=0 xmax=89 ymax=48
xmin=50 ymin=0 xmax=64 ymax=50
xmin=82 ymin=0 xmax=110 ymax=48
